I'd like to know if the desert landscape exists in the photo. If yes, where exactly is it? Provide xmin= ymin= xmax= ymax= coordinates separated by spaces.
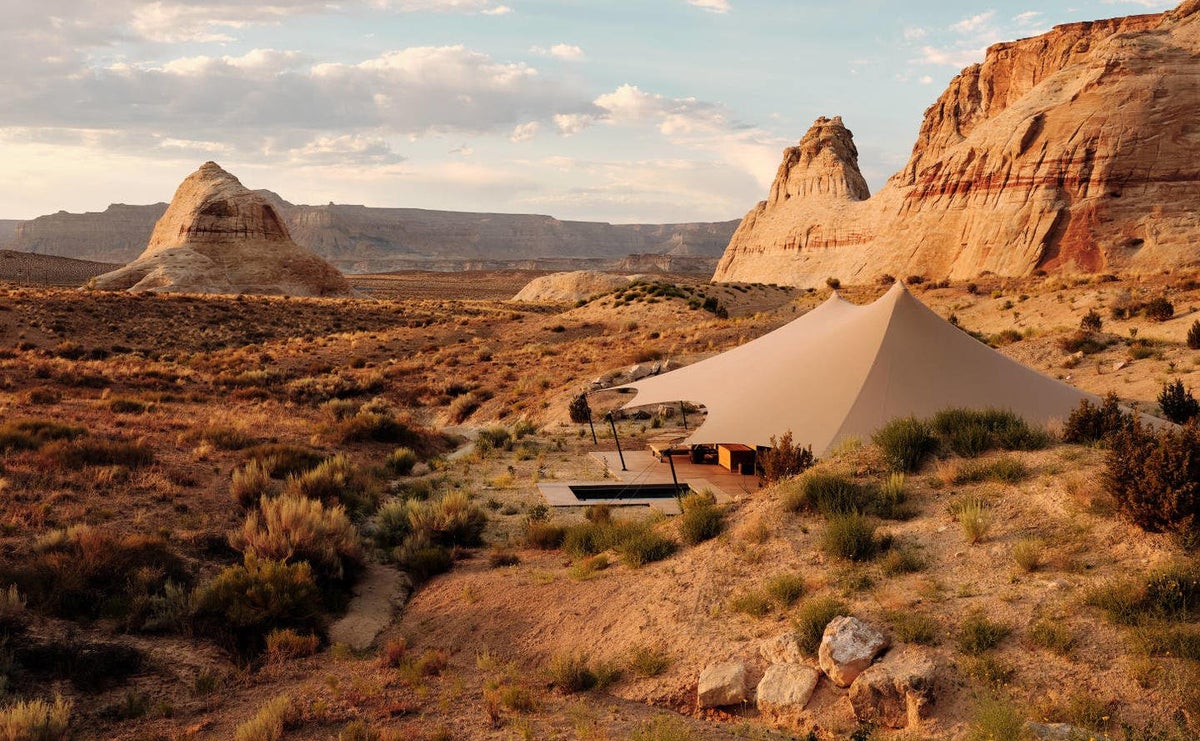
xmin=4 ymin=1 xmax=1200 ymax=740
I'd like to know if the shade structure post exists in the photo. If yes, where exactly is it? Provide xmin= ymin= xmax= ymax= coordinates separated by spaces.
xmin=586 ymin=409 xmax=598 ymax=445
xmin=667 ymin=450 xmax=679 ymax=488
xmin=680 ymin=401 xmax=688 ymax=430
xmin=606 ymin=413 xmax=627 ymax=471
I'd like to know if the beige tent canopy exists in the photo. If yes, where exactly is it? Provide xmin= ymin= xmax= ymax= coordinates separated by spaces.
xmin=617 ymin=282 xmax=1096 ymax=455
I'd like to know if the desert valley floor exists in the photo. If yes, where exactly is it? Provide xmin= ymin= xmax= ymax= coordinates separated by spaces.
xmin=1 ymin=269 xmax=1199 ymax=739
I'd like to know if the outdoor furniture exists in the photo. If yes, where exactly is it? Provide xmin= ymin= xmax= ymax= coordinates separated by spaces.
xmin=690 ymin=444 xmax=718 ymax=464
xmin=648 ymin=443 xmax=689 ymax=461
xmin=718 ymin=443 xmax=755 ymax=473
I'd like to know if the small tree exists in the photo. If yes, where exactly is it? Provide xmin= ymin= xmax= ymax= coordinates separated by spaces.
xmin=568 ymin=394 xmax=591 ymax=424
xmin=1187 ymin=320 xmax=1200 ymax=350
xmin=1062 ymin=393 xmax=1133 ymax=445
xmin=1158 ymin=380 xmax=1200 ymax=424
xmin=1106 ymin=419 xmax=1200 ymax=532
xmin=825 ymin=277 xmax=841 ymax=290
xmin=760 ymin=431 xmax=814 ymax=483
xmin=1080 ymin=309 xmax=1103 ymax=333
xmin=1145 ymin=296 xmax=1175 ymax=322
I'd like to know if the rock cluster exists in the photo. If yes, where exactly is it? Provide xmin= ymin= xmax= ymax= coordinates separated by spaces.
xmin=715 ymin=1 xmax=1200 ymax=286
xmin=92 ymin=163 xmax=350 ymax=296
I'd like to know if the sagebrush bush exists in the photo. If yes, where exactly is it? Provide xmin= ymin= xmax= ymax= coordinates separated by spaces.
xmin=285 ymin=454 xmax=381 ymax=518
xmin=233 ymin=495 xmax=363 ymax=587
xmin=234 ymin=695 xmax=296 ymax=741
xmin=792 ymin=597 xmax=847 ymax=655
xmin=958 ymin=611 xmax=1010 ymax=655
xmin=678 ymin=500 xmax=724 ymax=545
xmin=932 ymin=408 xmax=1050 ymax=456
xmin=42 ymin=438 xmax=153 ymax=468
xmin=334 ymin=411 xmax=416 ymax=445
xmin=192 ymin=556 xmax=322 ymax=656
xmin=562 ymin=516 xmax=669 ymax=564
xmin=1145 ymin=295 xmax=1175 ymax=322
xmin=0 ymin=695 xmax=72 ymax=741
xmin=391 ymin=536 xmax=453 ymax=584
xmin=873 ymin=417 xmax=936 ymax=472
xmin=243 ymin=444 xmax=326 ymax=478
xmin=1063 ymin=393 xmax=1132 ymax=445
xmin=821 ymin=512 xmax=885 ymax=561
xmin=406 ymin=492 xmax=488 ymax=548
xmin=784 ymin=471 xmax=870 ymax=515
xmin=1085 ymin=563 xmax=1200 ymax=625
xmin=0 ymin=419 xmax=84 ymax=453
xmin=475 ymin=426 xmax=512 ymax=454
xmin=371 ymin=499 xmax=412 ymax=550
xmin=1158 ymin=379 xmax=1200 ymax=424
xmin=1106 ymin=419 xmax=1200 ymax=532
xmin=231 ymin=459 xmax=274 ymax=508
xmin=385 ymin=447 xmax=419 ymax=475
xmin=760 ymin=431 xmax=813 ymax=482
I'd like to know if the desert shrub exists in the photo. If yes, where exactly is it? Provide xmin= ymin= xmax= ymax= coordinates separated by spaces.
xmin=231 ymin=459 xmax=274 ymax=508
xmin=385 ymin=447 xmax=419 ymax=476
xmin=406 ymin=492 xmax=488 ymax=548
xmin=1106 ymin=419 xmax=1200 ymax=532
xmin=6 ymin=527 xmax=188 ymax=621
xmin=784 ymin=471 xmax=871 ymax=516
xmin=964 ymin=654 xmax=1015 ymax=688
xmin=568 ymin=394 xmax=591 ymax=424
xmin=243 ymin=444 xmax=326 ymax=478
xmin=391 ymin=536 xmax=453 ymax=584
xmin=967 ymin=696 xmax=1023 ymax=741
xmin=1080 ymin=308 xmax=1103 ymax=333
xmin=1158 ymin=379 xmax=1200 ymax=424
xmin=42 ymin=438 xmax=153 ymax=468
xmin=546 ymin=653 xmax=616 ymax=693
xmin=525 ymin=520 xmax=567 ymax=550
xmin=932 ymin=408 xmax=1049 ymax=456
xmin=729 ymin=590 xmax=772 ymax=618
xmin=1086 ymin=563 xmax=1200 ymax=625
xmin=1062 ymin=393 xmax=1133 ymax=445
xmin=792 ymin=597 xmax=847 ymax=655
xmin=475 ymin=426 xmax=512 ymax=454
xmin=952 ymin=496 xmax=992 ymax=544
xmin=617 ymin=530 xmax=676 ymax=568
xmin=880 ymin=546 xmax=926 ymax=576
xmin=0 ymin=420 xmax=85 ymax=453
xmin=371 ymin=499 xmax=412 ymax=550
xmin=0 ymin=695 xmax=72 ymax=741
xmin=1057 ymin=330 xmax=1108 ymax=355
xmin=1188 ymin=320 xmax=1200 ymax=350
xmin=888 ymin=611 xmax=938 ymax=644
xmin=873 ymin=417 xmax=936 ymax=472
xmin=760 ymin=430 xmax=814 ymax=483
xmin=265 ymin=628 xmax=320 ymax=663
xmin=233 ymin=495 xmax=363 ymax=588
xmin=952 ymin=456 xmax=1028 ymax=486
xmin=335 ymin=411 xmax=415 ymax=445
xmin=958 ymin=611 xmax=1011 ymax=655
xmin=192 ymin=556 xmax=322 ymax=656
xmin=627 ymin=645 xmax=671 ymax=678
xmin=764 ymin=573 xmax=805 ymax=607
xmin=107 ymin=397 xmax=148 ymax=414
xmin=629 ymin=717 xmax=692 ymax=741
xmin=822 ymin=512 xmax=885 ymax=561
xmin=1029 ymin=619 xmax=1074 ymax=655
xmin=1011 ymin=537 xmax=1044 ymax=572
xmin=448 ymin=393 xmax=480 ymax=424
xmin=196 ymin=425 xmax=255 ymax=450
xmin=15 ymin=639 xmax=143 ymax=692
xmin=678 ymin=499 xmax=724 ymax=545
xmin=285 ymin=454 xmax=381 ymax=518
xmin=488 ymin=546 xmax=520 ymax=567
xmin=568 ymin=554 xmax=609 ymax=581
xmin=1132 ymin=625 xmax=1200 ymax=661
xmin=1145 ymin=295 xmax=1175 ymax=322
xmin=826 ymin=277 xmax=841 ymax=289
xmin=234 ymin=695 xmax=296 ymax=741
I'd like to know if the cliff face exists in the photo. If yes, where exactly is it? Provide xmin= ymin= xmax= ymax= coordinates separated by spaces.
xmin=716 ymin=1 xmax=1200 ymax=286
xmin=9 ymin=200 xmax=737 ymax=275
xmin=93 ymin=162 xmax=350 ymax=296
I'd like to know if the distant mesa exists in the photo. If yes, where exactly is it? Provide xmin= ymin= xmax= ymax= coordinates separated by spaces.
xmin=93 ymin=162 xmax=351 ymax=296
xmin=716 ymin=1 xmax=1200 ymax=287
xmin=512 ymin=270 xmax=638 ymax=302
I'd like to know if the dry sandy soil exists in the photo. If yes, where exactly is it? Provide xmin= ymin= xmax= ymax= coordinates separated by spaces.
xmin=0 ymin=269 xmax=1197 ymax=739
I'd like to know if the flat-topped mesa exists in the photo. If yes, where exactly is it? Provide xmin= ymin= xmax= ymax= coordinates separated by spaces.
xmin=93 ymin=162 xmax=350 ymax=296
xmin=715 ymin=0 xmax=1200 ymax=287
xmin=768 ymin=116 xmax=870 ymax=206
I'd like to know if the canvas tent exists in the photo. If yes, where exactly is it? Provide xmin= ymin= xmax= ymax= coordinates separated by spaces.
xmin=617 ymin=282 xmax=1097 ymax=455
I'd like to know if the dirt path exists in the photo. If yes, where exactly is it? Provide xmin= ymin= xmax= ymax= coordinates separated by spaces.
xmin=328 ymin=562 xmax=410 ymax=650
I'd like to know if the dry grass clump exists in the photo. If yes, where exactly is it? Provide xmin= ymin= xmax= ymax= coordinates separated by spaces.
xmin=967 ymin=695 xmax=1023 ymax=741
xmin=545 ymin=653 xmax=620 ymax=693
xmin=764 ymin=573 xmax=806 ymax=606
xmin=626 ymin=645 xmax=671 ymax=677
xmin=957 ymin=611 xmax=1011 ymax=655
xmin=0 ymin=420 xmax=84 ymax=453
xmin=952 ymin=495 xmax=993 ymax=544
xmin=265 ymin=628 xmax=321 ymax=663
xmin=234 ymin=495 xmax=363 ymax=588
xmin=792 ymin=597 xmax=848 ymax=655
xmin=1012 ymin=537 xmax=1044 ymax=572
xmin=284 ymin=454 xmax=381 ymax=518
xmin=563 ymin=514 xmax=676 ymax=568
xmin=231 ymin=459 xmax=275 ymax=508
xmin=385 ymin=447 xmax=418 ymax=475
xmin=677 ymin=491 xmax=725 ymax=545
xmin=1085 ymin=562 xmax=1200 ymax=625
xmin=873 ymin=417 xmax=937 ymax=472
xmin=0 ymin=695 xmax=72 ymax=741
xmin=41 ymin=438 xmax=154 ymax=469
xmin=887 ymin=611 xmax=939 ymax=644
xmin=525 ymin=520 xmax=567 ymax=550
xmin=234 ymin=695 xmax=297 ymax=741
xmin=1029 ymin=618 xmax=1074 ymax=655
xmin=821 ymin=512 xmax=889 ymax=561
xmin=186 ymin=424 xmax=256 ymax=451
xmin=932 ymin=408 xmax=1051 ymax=457
xmin=243 ymin=444 xmax=326 ymax=478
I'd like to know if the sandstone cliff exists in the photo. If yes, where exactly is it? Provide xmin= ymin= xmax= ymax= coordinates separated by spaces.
xmin=715 ymin=1 xmax=1200 ymax=286
xmin=93 ymin=163 xmax=350 ymax=296
xmin=10 ymin=200 xmax=736 ymax=275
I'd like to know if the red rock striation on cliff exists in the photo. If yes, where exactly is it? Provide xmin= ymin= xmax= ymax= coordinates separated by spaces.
xmin=715 ymin=1 xmax=1200 ymax=286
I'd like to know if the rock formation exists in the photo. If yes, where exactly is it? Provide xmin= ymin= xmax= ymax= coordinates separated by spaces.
xmin=715 ymin=1 xmax=1200 ymax=286
xmin=511 ymin=270 xmax=635 ymax=303
xmin=93 ymin=163 xmax=350 ymax=296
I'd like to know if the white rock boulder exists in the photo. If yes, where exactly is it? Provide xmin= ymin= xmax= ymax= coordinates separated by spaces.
xmin=756 ymin=663 xmax=820 ymax=716
xmin=848 ymin=648 xmax=936 ymax=728
xmin=818 ymin=615 xmax=889 ymax=688
xmin=697 ymin=661 xmax=749 ymax=708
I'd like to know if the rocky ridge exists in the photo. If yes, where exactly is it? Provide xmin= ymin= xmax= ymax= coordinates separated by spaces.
xmin=715 ymin=1 xmax=1200 ymax=286
xmin=93 ymin=162 xmax=350 ymax=296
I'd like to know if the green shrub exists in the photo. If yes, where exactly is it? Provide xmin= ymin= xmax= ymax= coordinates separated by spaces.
xmin=1131 ymin=625 xmax=1200 ymax=661
xmin=1085 ymin=563 xmax=1200 ymax=625
xmin=729 ymin=590 xmax=772 ymax=618
xmin=385 ymin=447 xmax=419 ymax=476
xmin=617 ymin=530 xmax=676 ymax=568
xmin=1063 ymin=393 xmax=1132 ymax=445
xmin=873 ymin=417 xmax=936 ymax=472
xmin=678 ymin=503 xmax=724 ymax=545
xmin=932 ymin=408 xmax=1049 ymax=456
xmin=957 ymin=611 xmax=1011 ymax=655
xmin=475 ymin=426 xmax=512 ymax=454
xmin=1145 ymin=295 xmax=1175 ymax=322
xmin=953 ymin=496 xmax=992 ymax=544
xmin=392 ymin=537 xmax=453 ymax=584
xmin=1187 ymin=320 xmax=1200 ymax=350
xmin=887 ymin=611 xmax=938 ymax=644
xmin=193 ymin=556 xmax=322 ymax=656
xmin=233 ymin=495 xmax=363 ymax=588
xmin=371 ymin=499 xmax=412 ymax=550
xmin=967 ymin=696 xmax=1023 ymax=741
xmin=764 ymin=573 xmax=806 ymax=607
xmin=821 ymin=512 xmax=885 ymax=561
xmin=1158 ymin=379 xmax=1200 ymax=424
xmin=546 ymin=653 xmax=616 ymax=693
xmin=880 ymin=547 xmax=926 ymax=576
xmin=406 ymin=492 xmax=488 ymax=548
xmin=784 ymin=470 xmax=870 ymax=515
xmin=760 ymin=431 xmax=814 ymax=483
xmin=1105 ymin=419 xmax=1200 ymax=532
xmin=0 ymin=695 xmax=72 ymax=741
xmin=792 ymin=597 xmax=848 ymax=655
xmin=1029 ymin=619 xmax=1074 ymax=655
xmin=285 ymin=454 xmax=381 ymax=518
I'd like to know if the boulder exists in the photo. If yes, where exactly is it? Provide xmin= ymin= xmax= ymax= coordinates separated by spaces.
xmin=848 ymin=648 xmax=936 ymax=729
xmin=818 ymin=616 xmax=889 ymax=687
xmin=756 ymin=663 xmax=820 ymax=715
xmin=697 ymin=661 xmax=749 ymax=708
xmin=760 ymin=632 xmax=806 ymax=665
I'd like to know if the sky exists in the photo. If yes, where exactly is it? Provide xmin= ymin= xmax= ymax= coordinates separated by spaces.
xmin=0 ymin=0 xmax=1178 ymax=223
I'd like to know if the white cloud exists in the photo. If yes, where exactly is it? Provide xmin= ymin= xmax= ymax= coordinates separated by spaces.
xmin=903 ymin=26 xmax=928 ymax=41
xmin=510 ymin=121 xmax=540 ymax=142
xmin=688 ymin=0 xmax=730 ymax=13
xmin=951 ymin=10 xmax=995 ymax=34
xmin=554 ymin=113 xmax=592 ymax=136
xmin=531 ymin=43 xmax=585 ymax=61
xmin=1013 ymin=11 xmax=1042 ymax=24
xmin=919 ymin=75 xmax=934 ymax=84
xmin=918 ymin=44 xmax=987 ymax=67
